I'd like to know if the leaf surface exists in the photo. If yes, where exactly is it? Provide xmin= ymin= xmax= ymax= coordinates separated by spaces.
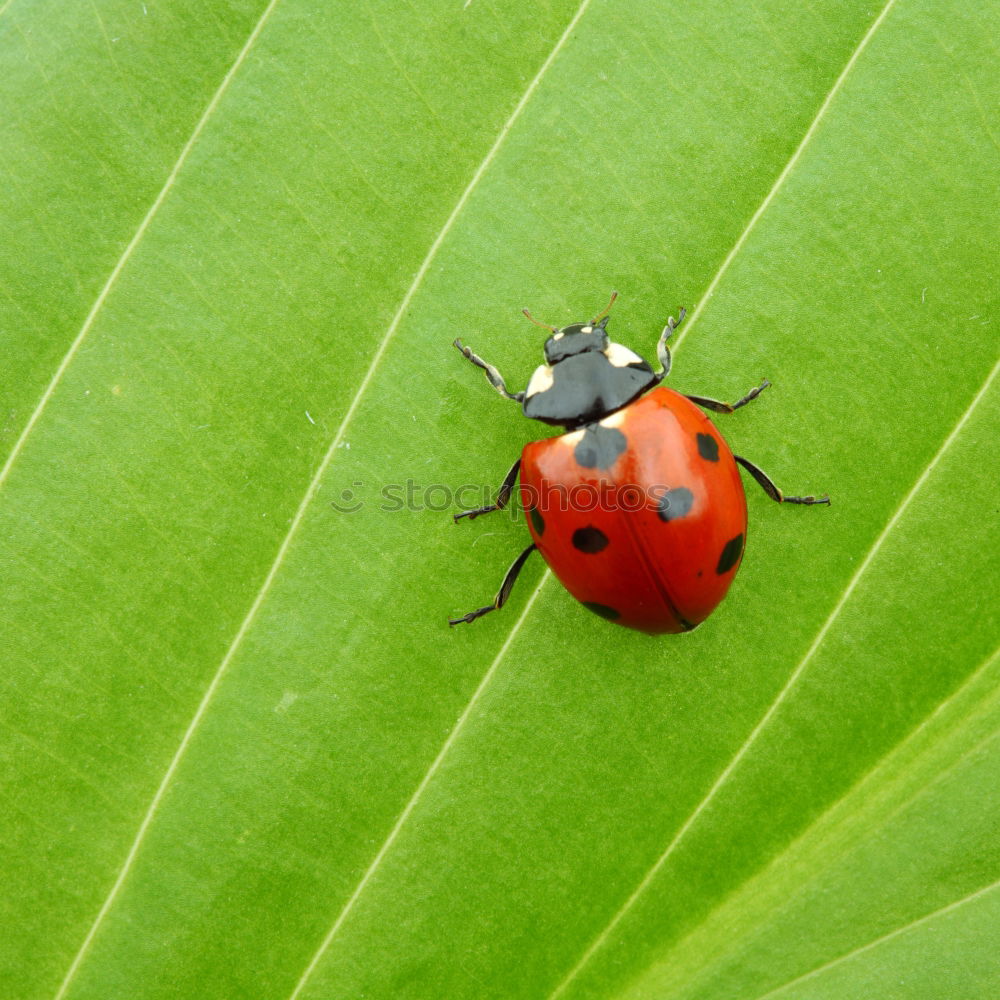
xmin=1 ymin=0 xmax=997 ymax=998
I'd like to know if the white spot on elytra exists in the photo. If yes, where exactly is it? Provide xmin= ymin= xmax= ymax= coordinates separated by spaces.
xmin=525 ymin=365 xmax=554 ymax=397
xmin=581 ymin=325 xmax=593 ymax=334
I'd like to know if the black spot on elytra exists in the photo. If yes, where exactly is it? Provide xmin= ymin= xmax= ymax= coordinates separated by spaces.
xmin=529 ymin=506 xmax=545 ymax=536
xmin=657 ymin=486 xmax=695 ymax=522
xmin=582 ymin=601 xmax=620 ymax=621
xmin=572 ymin=526 xmax=609 ymax=553
xmin=697 ymin=433 xmax=719 ymax=462
xmin=716 ymin=533 xmax=744 ymax=574
xmin=574 ymin=424 xmax=627 ymax=470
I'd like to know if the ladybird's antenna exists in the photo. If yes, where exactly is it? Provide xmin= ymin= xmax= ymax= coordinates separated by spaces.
xmin=522 ymin=308 xmax=557 ymax=332
xmin=592 ymin=290 xmax=619 ymax=325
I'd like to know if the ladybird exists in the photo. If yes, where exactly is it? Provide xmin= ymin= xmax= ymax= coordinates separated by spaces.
xmin=449 ymin=293 xmax=829 ymax=634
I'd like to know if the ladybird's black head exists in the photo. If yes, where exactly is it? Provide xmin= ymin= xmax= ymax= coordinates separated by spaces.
xmin=543 ymin=316 xmax=610 ymax=364
xmin=521 ymin=293 xmax=658 ymax=428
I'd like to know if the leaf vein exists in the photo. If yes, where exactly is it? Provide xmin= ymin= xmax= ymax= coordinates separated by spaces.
xmin=671 ymin=0 xmax=901 ymax=352
xmin=286 ymin=572 xmax=551 ymax=1000
xmin=0 ymin=0 xmax=284 ymax=494
xmin=47 ymin=2 xmax=288 ymax=995
xmin=748 ymin=877 xmax=1000 ymax=1000
xmin=644 ymin=645 xmax=1000 ymax=997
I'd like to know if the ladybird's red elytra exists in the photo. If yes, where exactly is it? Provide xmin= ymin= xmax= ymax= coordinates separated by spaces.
xmin=449 ymin=294 xmax=830 ymax=633
xmin=519 ymin=388 xmax=746 ymax=633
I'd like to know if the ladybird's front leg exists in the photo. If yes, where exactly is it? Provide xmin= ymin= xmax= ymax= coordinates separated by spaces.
xmin=734 ymin=455 xmax=831 ymax=505
xmin=454 ymin=457 xmax=521 ymax=522
xmin=685 ymin=378 xmax=771 ymax=414
xmin=653 ymin=307 xmax=686 ymax=382
xmin=449 ymin=543 xmax=537 ymax=626
xmin=453 ymin=339 xmax=525 ymax=402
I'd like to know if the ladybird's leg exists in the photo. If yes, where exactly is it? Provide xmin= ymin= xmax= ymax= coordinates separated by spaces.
xmin=685 ymin=379 xmax=771 ymax=414
xmin=453 ymin=457 xmax=521 ymax=522
xmin=449 ymin=543 xmax=537 ymax=626
xmin=734 ymin=455 xmax=831 ymax=505
xmin=653 ymin=307 xmax=687 ymax=383
xmin=453 ymin=339 xmax=525 ymax=402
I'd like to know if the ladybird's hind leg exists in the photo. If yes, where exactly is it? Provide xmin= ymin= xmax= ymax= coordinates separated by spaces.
xmin=454 ymin=457 xmax=521 ymax=522
xmin=685 ymin=379 xmax=771 ymax=414
xmin=734 ymin=455 xmax=831 ymax=505
xmin=454 ymin=339 xmax=525 ymax=402
xmin=449 ymin=543 xmax=537 ymax=626
xmin=653 ymin=307 xmax=686 ymax=382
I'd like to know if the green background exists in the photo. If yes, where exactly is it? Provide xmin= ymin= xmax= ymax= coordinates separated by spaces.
xmin=1 ymin=0 xmax=997 ymax=997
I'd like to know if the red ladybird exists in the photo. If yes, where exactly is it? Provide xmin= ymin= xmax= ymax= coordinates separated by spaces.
xmin=450 ymin=293 xmax=829 ymax=634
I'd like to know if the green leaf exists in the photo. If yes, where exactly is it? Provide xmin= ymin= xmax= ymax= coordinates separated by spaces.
xmin=1 ymin=0 xmax=997 ymax=998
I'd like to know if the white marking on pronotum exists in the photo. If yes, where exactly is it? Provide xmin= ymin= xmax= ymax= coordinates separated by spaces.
xmin=599 ymin=410 xmax=627 ymax=429
xmin=604 ymin=342 xmax=644 ymax=368
xmin=50 ymin=2 xmax=287 ymax=997
xmin=0 ymin=0 xmax=284 ymax=493
xmin=525 ymin=365 xmax=555 ymax=397
xmin=548 ymin=353 xmax=999 ymax=999
xmin=671 ymin=0 xmax=901 ymax=355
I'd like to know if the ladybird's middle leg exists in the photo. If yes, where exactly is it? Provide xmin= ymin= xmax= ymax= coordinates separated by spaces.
xmin=734 ymin=455 xmax=831 ymax=505
xmin=454 ymin=457 xmax=521 ymax=522
xmin=685 ymin=379 xmax=771 ymax=414
xmin=449 ymin=543 xmax=537 ymax=626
